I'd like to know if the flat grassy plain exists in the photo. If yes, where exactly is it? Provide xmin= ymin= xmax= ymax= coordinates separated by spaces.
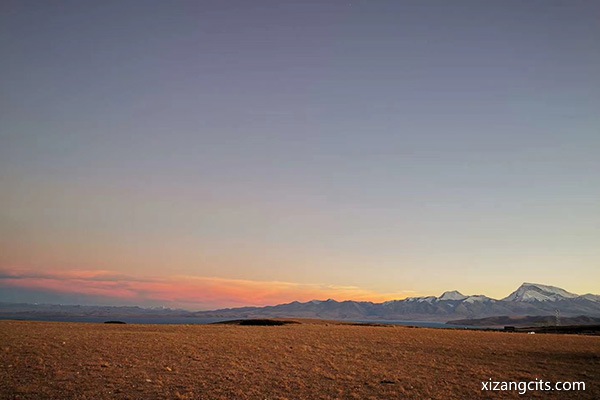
xmin=0 ymin=320 xmax=598 ymax=399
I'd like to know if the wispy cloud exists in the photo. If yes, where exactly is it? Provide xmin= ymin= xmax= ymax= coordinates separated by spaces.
xmin=0 ymin=267 xmax=414 ymax=310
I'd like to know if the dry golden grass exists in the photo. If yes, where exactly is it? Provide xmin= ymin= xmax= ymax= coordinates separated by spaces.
xmin=0 ymin=320 xmax=598 ymax=399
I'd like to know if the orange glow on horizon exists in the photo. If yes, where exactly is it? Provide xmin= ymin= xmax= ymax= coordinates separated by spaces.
xmin=0 ymin=267 xmax=416 ymax=310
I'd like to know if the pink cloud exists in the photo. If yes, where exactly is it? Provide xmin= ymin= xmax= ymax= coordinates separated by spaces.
xmin=0 ymin=266 xmax=414 ymax=310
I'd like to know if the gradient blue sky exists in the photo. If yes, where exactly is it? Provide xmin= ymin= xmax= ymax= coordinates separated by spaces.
xmin=1 ymin=1 xmax=599 ymax=309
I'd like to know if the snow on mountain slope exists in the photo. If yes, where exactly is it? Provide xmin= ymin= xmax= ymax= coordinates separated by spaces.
xmin=581 ymin=294 xmax=600 ymax=303
xmin=438 ymin=290 xmax=468 ymax=301
xmin=503 ymin=283 xmax=579 ymax=302
xmin=404 ymin=296 xmax=436 ymax=303
xmin=463 ymin=295 xmax=493 ymax=303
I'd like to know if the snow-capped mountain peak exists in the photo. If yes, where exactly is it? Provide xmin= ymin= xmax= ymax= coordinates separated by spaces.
xmin=404 ymin=296 xmax=436 ymax=303
xmin=581 ymin=294 xmax=600 ymax=303
xmin=463 ymin=295 xmax=493 ymax=303
xmin=503 ymin=283 xmax=579 ymax=302
xmin=439 ymin=290 xmax=468 ymax=301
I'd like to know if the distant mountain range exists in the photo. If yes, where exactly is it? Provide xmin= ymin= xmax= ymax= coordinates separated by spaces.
xmin=193 ymin=283 xmax=600 ymax=321
xmin=1 ymin=283 xmax=599 ymax=323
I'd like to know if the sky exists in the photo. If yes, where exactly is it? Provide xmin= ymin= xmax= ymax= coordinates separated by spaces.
xmin=1 ymin=0 xmax=599 ymax=310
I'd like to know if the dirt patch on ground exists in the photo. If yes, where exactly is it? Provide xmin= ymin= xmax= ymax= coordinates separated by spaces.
xmin=215 ymin=319 xmax=300 ymax=326
xmin=0 ymin=320 xmax=598 ymax=399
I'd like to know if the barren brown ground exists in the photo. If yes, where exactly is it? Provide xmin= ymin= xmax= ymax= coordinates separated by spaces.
xmin=0 ymin=320 xmax=598 ymax=399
